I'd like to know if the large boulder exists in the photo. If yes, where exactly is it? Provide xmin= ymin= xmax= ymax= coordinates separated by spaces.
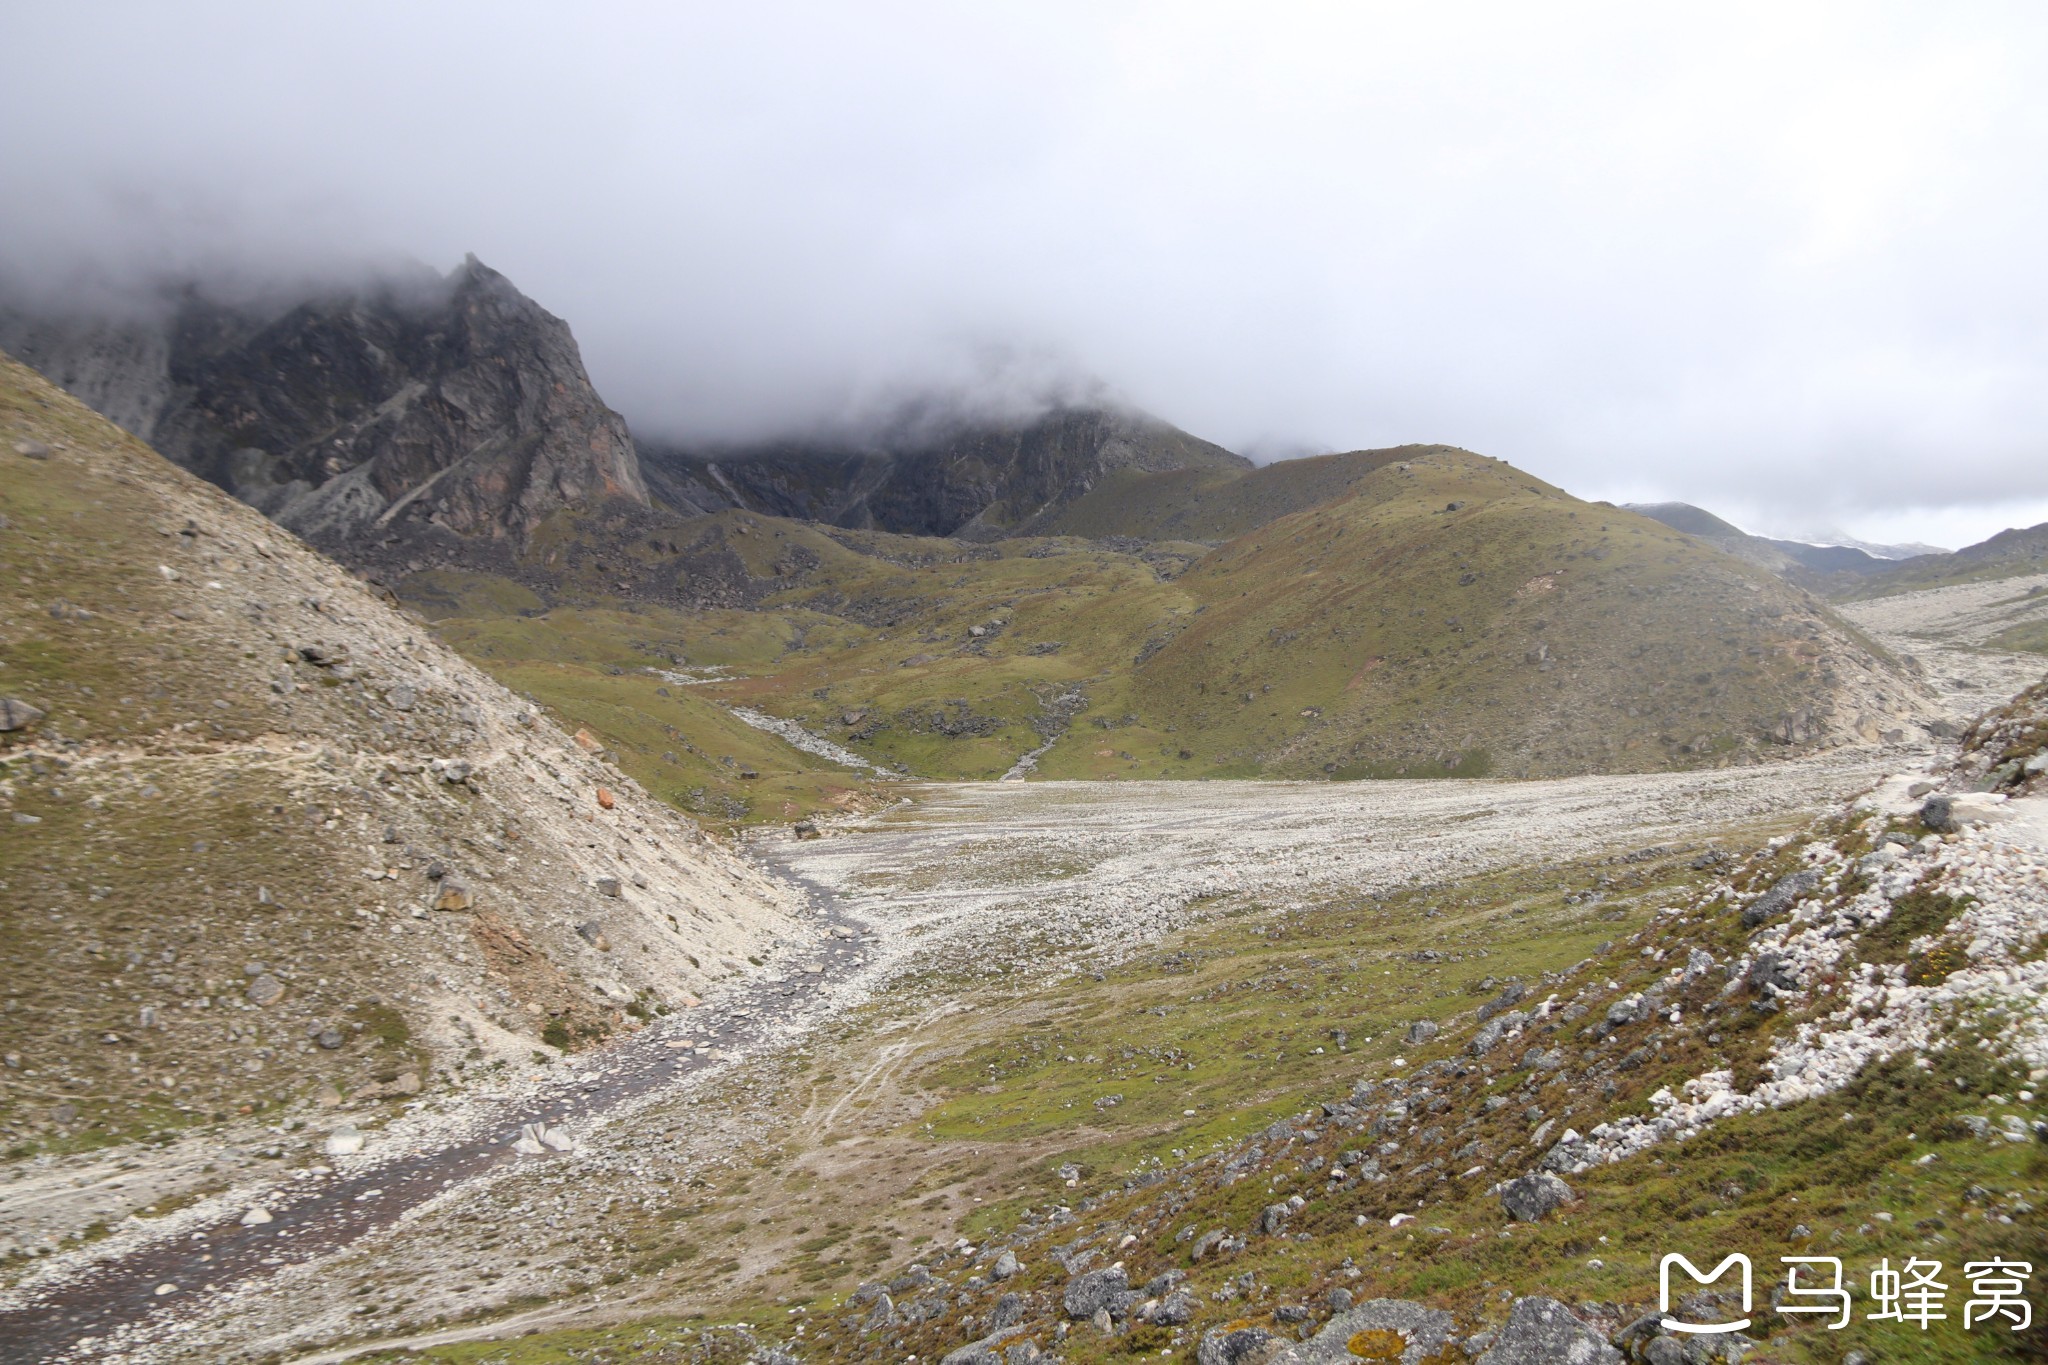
xmin=1276 ymin=1298 xmax=1458 ymax=1362
xmin=1499 ymin=1171 xmax=1574 ymax=1222
xmin=939 ymin=1345 xmax=1002 ymax=1365
xmin=1062 ymin=1265 xmax=1134 ymax=1321
xmin=1740 ymin=870 xmax=1818 ymax=928
xmin=1198 ymin=1325 xmax=1285 ymax=1365
xmin=0 ymin=698 xmax=44 ymax=732
xmin=1920 ymin=794 xmax=1957 ymax=833
xmin=1476 ymin=1297 xmax=1621 ymax=1364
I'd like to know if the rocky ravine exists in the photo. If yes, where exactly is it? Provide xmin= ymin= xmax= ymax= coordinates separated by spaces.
xmin=1836 ymin=571 xmax=2048 ymax=715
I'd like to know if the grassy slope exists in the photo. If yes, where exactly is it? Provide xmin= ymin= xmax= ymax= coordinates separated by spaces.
xmin=404 ymin=513 xmax=1196 ymax=801
xmin=398 ymin=450 xmax=1915 ymax=793
xmin=0 ymin=360 xmax=496 ymax=1162
xmin=419 ymin=587 xmax=886 ymax=828
xmin=1990 ymin=619 xmax=2048 ymax=656
xmin=0 ymin=359 xmax=371 ymax=1156
xmin=0 ymin=355 xmax=789 ymax=1185
xmin=1043 ymin=445 xmax=1425 ymax=543
xmin=1122 ymin=449 xmax=1899 ymax=779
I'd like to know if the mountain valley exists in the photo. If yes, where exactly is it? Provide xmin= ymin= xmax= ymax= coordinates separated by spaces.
xmin=1 ymin=263 xmax=2044 ymax=1365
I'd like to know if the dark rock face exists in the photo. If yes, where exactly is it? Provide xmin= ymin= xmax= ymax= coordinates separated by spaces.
xmin=1740 ymin=869 xmax=1819 ymax=928
xmin=1 ymin=257 xmax=645 ymax=545
xmin=638 ymin=406 xmax=1248 ymax=540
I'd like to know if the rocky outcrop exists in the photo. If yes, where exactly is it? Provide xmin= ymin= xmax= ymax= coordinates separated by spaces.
xmin=638 ymin=405 xmax=1249 ymax=540
xmin=0 ymin=256 xmax=646 ymax=546
xmin=1476 ymin=1297 xmax=1621 ymax=1364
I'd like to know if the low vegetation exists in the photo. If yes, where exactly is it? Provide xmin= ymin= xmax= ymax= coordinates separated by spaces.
xmin=391 ymin=448 xmax=1925 ymax=812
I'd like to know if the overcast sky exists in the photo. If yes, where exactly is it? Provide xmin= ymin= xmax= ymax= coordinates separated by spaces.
xmin=5 ymin=3 xmax=2048 ymax=547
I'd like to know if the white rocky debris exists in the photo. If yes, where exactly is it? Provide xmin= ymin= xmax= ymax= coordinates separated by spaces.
xmin=322 ymin=1125 xmax=365 ymax=1158
xmin=726 ymin=704 xmax=894 ymax=774
xmin=510 ymin=1122 xmax=575 ymax=1156
xmin=1545 ymin=792 xmax=2048 ymax=1175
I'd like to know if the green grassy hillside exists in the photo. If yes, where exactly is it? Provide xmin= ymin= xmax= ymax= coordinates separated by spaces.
xmin=1122 ymin=449 xmax=1919 ymax=778
xmin=1043 ymin=445 xmax=1426 ymax=542
xmin=417 ymin=588 xmax=892 ymax=826
xmin=390 ymin=450 xmax=1927 ymax=789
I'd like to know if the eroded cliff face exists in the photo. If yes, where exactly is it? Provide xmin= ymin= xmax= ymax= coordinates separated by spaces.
xmin=0 ymin=255 xmax=646 ymax=546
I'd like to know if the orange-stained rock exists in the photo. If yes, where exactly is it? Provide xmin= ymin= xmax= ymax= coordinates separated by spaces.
xmin=596 ymin=786 xmax=615 ymax=810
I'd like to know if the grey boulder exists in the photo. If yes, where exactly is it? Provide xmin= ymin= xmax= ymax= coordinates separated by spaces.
xmin=1740 ymin=870 xmax=1818 ymax=928
xmin=1062 ymin=1265 xmax=1133 ymax=1321
xmin=1276 ymin=1298 xmax=1457 ymax=1362
xmin=0 ymin=698 xmax=45 ymax=732
xmin=1499 ymin=1171 xmax=1574 ymax=1222
xmin=1476 ymin=1297 xmax=1620 ymax=1364
xmin=940 ymin=1346 xmax=1002 ymax=1365
xmin=1198 ymin=1325 xmax=1285 ymax=1365
xmin=1921 ymin=794 xmax=1957 ymax=833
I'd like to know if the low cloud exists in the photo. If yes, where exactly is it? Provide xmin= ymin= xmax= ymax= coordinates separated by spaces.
xmin=3 ymin=3 xmax=2046 ymax=545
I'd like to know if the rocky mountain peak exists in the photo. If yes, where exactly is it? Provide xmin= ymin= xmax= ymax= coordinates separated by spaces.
xmin=0 ymin=256 xmax=647 ymax=548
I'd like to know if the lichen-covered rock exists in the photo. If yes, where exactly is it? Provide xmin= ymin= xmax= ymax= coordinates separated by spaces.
xmin=1276 ymin=1297 xmax=1457 ymax=1362
xmin=1198 ymin=1325 xmax=1285 ymax=1365
xmin=1499 ymin=1171 xmax=1573 ymax=1222
xmin=1476 ymin=1296 xmax=1621 ymax=1364
xmin=1062 ymin=1264 xmax=1133 ymax=1321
